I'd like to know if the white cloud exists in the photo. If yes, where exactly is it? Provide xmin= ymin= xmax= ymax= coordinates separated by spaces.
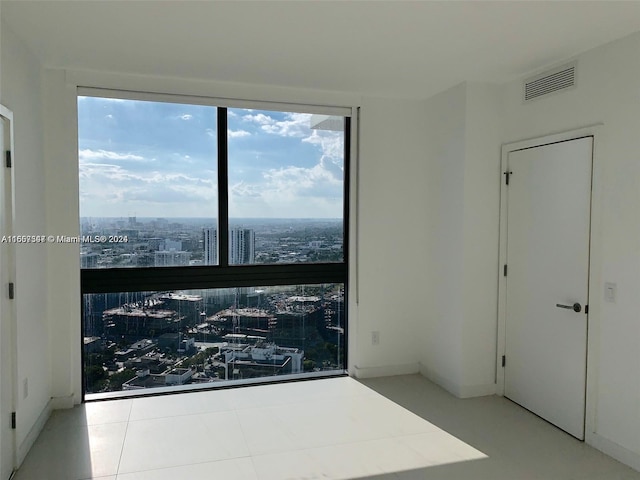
xmin=80 ymin=164 xmax=214 ymax=188
xmin=264 ymin=157 xmax=342 ymax=192
xmin=79 ymin=163 xmax=137 ymax=185
xmin=230 ymin=181 xmax=261 ymax=198
xmin=241 ymin=113 xmax=343 ymax=151
xmin=79 ymin=162 xmax=218 ymax=217
xmin=229 ymin=161 xmax=343 ymax=217
xmin=230 ymin=110 xmax=345 ymax=217
xmin=241 ymin=112 xmax=310 ymax=138
xmin=228 ymin=129 xmax=251 ymax=138
xmin=228 ymin=156 xmax=342 ymax=215
xmin=243 ymin=113 xmax=274 ymax=126
xmin=79 ymin=149 xmax=145 ymax=162
xmin=205 ymin=128 xmax=216 ymax=138
xmin=302 ymin=130 xmax=344 ymax=160
xmin=263 ymin=113 xmax=309 ymax=138
xmin=179 ymin=114 xmax=193 ymax=121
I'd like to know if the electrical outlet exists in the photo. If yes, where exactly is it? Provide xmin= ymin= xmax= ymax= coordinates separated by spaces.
xmin=371 ymin=331 xmax=380 ymax=346
xmin=604 ymin=282 xmax=616 ymax=303
xmin=23 ymin=378 xmax=28 ymax=399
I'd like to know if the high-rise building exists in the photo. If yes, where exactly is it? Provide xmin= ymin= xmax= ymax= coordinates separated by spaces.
xmin=230 ymin=228 xmax=255 ymax=265
xmin=203 ymin=228 xmax=217 ymax=265
xmin=203 ymin=228 xmax=255 ymax=265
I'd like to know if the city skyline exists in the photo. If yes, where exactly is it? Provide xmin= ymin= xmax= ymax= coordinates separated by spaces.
xmin=80 ymin=216 xmax=344 ymax=268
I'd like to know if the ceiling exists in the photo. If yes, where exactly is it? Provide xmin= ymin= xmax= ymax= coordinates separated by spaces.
xmin=3 ymin=1 xmax=640 ymax=99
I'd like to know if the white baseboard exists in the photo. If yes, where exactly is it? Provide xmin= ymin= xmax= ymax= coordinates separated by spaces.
xmin=16 ymin=393 xmax=75 ymax=467
xmin=458 ymin=382 xmax=496 ymax=398
xmin=588 ymin=432 xmax=640 ymax=472
xmin=353 ymin=362 xmax=420 ymax=379
xmin=16 ymin=399 xmax=52 ymax=467
xmin=419 ymin=363 xmax=463 ymax=397
xmin=419 ymin=363 xmax=496 ymax=398
xmin=50 ymin=393 xmax=75 ymax=410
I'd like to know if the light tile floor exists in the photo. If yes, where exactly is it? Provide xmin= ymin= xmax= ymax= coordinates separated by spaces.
xmin=13 ymin=375 xmax=640 ymax=480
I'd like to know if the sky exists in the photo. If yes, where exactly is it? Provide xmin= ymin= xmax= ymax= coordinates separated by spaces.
xmin=77 ymin=96 xmax=345 ymax=219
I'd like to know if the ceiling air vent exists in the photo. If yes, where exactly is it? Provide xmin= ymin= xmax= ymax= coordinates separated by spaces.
xmin=524 ymin=62 xmax=576 ymax=102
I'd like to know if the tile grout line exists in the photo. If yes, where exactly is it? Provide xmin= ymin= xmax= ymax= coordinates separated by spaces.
xmin=113 ymin=400 xmax=135 ymax=477
xmin=111 ymin=454 xmax=256 ymax=479
xmin=232 ymin=399 xmax=260 ymax=479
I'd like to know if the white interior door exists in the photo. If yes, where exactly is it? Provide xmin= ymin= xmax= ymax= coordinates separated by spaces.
xmin=0 ymin=108 xmax=15 ymax=480
xmin=504 ymin=136 xmax=592 ymax=440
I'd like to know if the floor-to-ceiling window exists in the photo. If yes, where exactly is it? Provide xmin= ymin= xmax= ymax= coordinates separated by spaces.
xmin=78 ymin=90 xmax=349 ymax=399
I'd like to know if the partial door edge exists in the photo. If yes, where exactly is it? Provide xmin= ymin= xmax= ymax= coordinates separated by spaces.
xmin=0 ymin=104 xmax=17 ymax=480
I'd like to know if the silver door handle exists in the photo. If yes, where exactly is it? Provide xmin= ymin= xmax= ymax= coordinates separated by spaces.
xmin=556 ymin=303 xmax=581 ymax=313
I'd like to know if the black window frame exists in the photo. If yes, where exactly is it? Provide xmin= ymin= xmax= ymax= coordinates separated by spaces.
xmin=79 ymin=95 xmax=351 ymax=398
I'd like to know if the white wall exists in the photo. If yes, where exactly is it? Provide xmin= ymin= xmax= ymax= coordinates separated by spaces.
xmin=501 ymin=31 xmax=640 ymax=468
xmin=420 ymin=83 xmax=466 ymax=391
xmin=460 ymin=83 xmax=502 ymax=392
xmin=351 ymin=96 xmax=428 ymax=378
xmin=1 ymin=22 xmax=51 ymax=464
xmin=43 ymin=69 xmax=82 ymax=407
xmin=0 ymin=2 xmax=3 ymax=100
xmin=419 ymin=82 xmax=502 ymax=397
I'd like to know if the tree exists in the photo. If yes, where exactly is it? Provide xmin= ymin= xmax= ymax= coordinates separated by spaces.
xmin=108 ymin=368 xmax=136 ymax=391
xmin=86 ymin=365 xmax=108 ymax=392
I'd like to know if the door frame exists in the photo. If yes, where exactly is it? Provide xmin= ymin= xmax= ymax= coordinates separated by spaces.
xmin=0 ymin=104 xmax=17 ymax=478
xmin=496 ymin=125 xmax=604 ymax=443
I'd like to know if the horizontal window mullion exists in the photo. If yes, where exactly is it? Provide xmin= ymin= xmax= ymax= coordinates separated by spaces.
xmin=81 ymin=263 xmax=347 ymax=294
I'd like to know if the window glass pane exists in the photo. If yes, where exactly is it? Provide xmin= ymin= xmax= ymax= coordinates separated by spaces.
xmin=78 ymin=97 xmax=218 ymax=268
xmin=83 ymin=284 xmax=345 ymax=397
xmin=227 ymin=109 xmax=344 ymax=264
